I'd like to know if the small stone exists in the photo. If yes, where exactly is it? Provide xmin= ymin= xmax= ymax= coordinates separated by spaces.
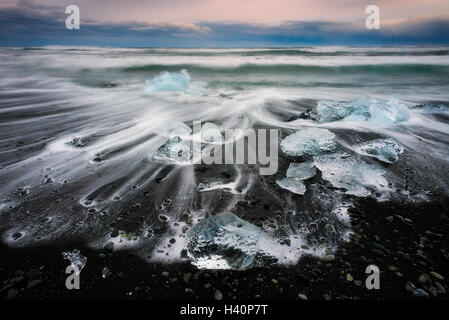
xmin=271 ymin=279 xmax=279 ymax=285
xmin=7 ymin=288 xmax=18 ymax=300
xmin=12 ymin=232 xmax=22 ymax=240
xmin=405 ymin=282 xmax=415 ymax=292
xmin=169 ymin=238 xmax=176 ymax=244
xmin=204 ymin=283 xmax=212 ymax=289
xmin=430 ymin=271 xmax=444 ymax=280
xmin=412 ymin=288 xmax=429 ymax=298
xmin=214 ymin=289 xmax=223 ymax=300
xmin=298 ymin=293 xmax=308 ymax=300
xmin=162 ymin=271 xmax=170 ymax=277
xmin=346 ymin=274 xmax=353 ymax=282
xmin=104 ymin=242 xmax=115 ymax=251
xmin=27 ymin=279 xmax=42 ymax=288
xmin=183 ymin=273 xmax=192 ymax=283
xmin=321 ymin=255 xmax=335 ymax=262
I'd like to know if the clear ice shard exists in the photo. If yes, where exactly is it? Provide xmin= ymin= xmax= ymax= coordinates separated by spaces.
xmin=142 ymin=69 xmax=204 ymax=95
xmin=280 ymin=127 xmax=336 ymax=157
xmin=314 ymin=152 xmax=388 ymax=197
xmin=186 ymin=212 xmax=275 ymax=270
xmin=286 ymin=161 xmax=316 ymax=179
xmin=167 ymin=121 xmax=192 ymax=137
xmin=317 ymin=96 xmax=410 ymax=126
xmin=153 ymin=136 xmax=191 ymax=164
xmin=354 ymin=138 xmax=404 ymax=164
xmin=201 ymin=122 xmax=222 ymax=143
xmin=65 ymin=137 xmax=84 ymax=148
xmin=62 ymin=249 xmax=87 ymax=274
xmin=276 ymin=177 xmax=306 ymax=195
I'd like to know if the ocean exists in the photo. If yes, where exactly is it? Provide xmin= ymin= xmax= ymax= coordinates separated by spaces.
xmin=0 ymin=46 xmax=448 ymax=269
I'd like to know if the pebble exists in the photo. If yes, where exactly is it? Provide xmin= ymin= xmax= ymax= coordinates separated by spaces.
xmin=26 ymin=279 xmax=42 ymax=288
xmin=412 ymin=288 xmax=429 ymax=298
xmin=161 ymin=271 xmax=169 ymax=277
xmin=321 ymin=255 xmax=335 ymax=262
xmin=204 ymin=283 xmax=212 ymax=289
xmin=346 ymin=274 xmax=353 ymax=282
xmin=214 ymin=289 xmax=223 ymax=300
xmin=183 ymin=273 xmax=192 ymax=283
xmin=430 ymin=271 xmax=444 ymax=280
xmin=298 ymin=293 xmax=308 ymax=300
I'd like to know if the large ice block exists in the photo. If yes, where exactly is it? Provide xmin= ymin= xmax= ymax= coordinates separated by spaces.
xmin=317 ymin=96 xmax=410 ymax=126
xmin=186 ymin=212 xmax=274 ymax=270
xmin=142 ymin=69 xmax=204 ymax=95
xmin=314 ymin=152 xmax=388 ymax=197
xmin=280 ymin=127 xmax=336 ymax=157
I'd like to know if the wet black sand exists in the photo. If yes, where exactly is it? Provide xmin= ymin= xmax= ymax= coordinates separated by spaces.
xmin=1 ymin=195 xmax=448 ymax=301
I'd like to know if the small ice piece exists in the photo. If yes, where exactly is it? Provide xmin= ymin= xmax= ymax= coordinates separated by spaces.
xmin=317 ymin=100 xmax=355 ymax=123
xmin=142 ymin=69 xmax=204 ymax=95
xmin=276 ymin=177 xmax=306 ymax=195
xmin=317 ymin=96 xmax=410 ymax=126
xmin=414 ymin=104 xmax=449 ymax=114
xmin=167 ymin=121 xmax=192 ymax=137
xmin=201 ymin=122 xmax=222 ymax=143
xmin=286 ymin=161 xmax=316 ymax=180
xmin=280 ymin=128 xmax=336 ymax=157
xmin=354 ymin=138 xmax=404 ymax=164
xmin=314 ymin=153 xmax=388 ymax=197
xmin=153 ymin=136 xmax=191 ymax=164
xmin=62 ymin=249 xmax=87 ymax=274
xmin=186 ymin=212 xmax=274 ymax=270
xmin=65 ymin=137 xmax=84 ymax=148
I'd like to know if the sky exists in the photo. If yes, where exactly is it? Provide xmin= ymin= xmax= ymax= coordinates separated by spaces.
xmin=0 ymin=0 xmax=449 ymax=47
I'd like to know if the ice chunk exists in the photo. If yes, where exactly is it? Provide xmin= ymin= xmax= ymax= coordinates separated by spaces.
xmin=153 ymin=136 xmax=191 ymax=164
xmin=317 ymin=96 xmax=410 ymax=126
xmin=413 ymin=104 xmax=449 ymax=114
xmin=286 ymin=161 xmax=316 ymax=179
xmin=142 ymin=69 xmax=204 ymax=95
xmin=62 ymin=249 xmax=87 ymax=274
xmin=167 ymin=121 xmax=192 ymax=137
xmin=186 ymin=212 xmax=275 ymax=270
xmin=65 ymin=137 xmax=84 ymax=148
xmin=354 ymin=138 xmax=404 ymax=164
xmin=276 ymin=177 xmax=306 ymax=195
xmin=280 ymin=128 xmax=336 ymax=157
xmin=201 ymin=122 xmax=222 ymax=143
xmin=317 ymin=100 xmax=356 ymax=123
xmin=314 ymin=153 xmax=388 ymax=197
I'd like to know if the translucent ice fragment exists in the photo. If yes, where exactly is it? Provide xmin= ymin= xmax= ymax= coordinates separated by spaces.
xmin=62 ymin=249 xmax=87 ymax=274
xmin=201 ymin=122 xmax=222 ymax=143
xmin=314 ymin=153 xmax=388 ymax=197
xmin=153 ymin=136 xmax=191 ymax=164
xmin=65 ymin=137 xmax=84 ymax=148
xmin=286 ymin=161 xmax=316 ymax=179
xmin=276 ymin=177 xmax=306 ymax=195
xmin=280 ymin=128 xmax=336 ymax=157
xmin=317 ymin=96 xmax=410 ymax=126
xmin=354 ymin=138 xmax=404 ymax=164
xmin=142 ymin=69 xmax=204 ymax=95
xmin=186 ymin=212 xmax=275 ymax=270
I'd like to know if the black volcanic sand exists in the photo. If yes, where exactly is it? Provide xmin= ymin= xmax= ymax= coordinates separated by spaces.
xmin=1 ymin=196 xmax=448 ymax=301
